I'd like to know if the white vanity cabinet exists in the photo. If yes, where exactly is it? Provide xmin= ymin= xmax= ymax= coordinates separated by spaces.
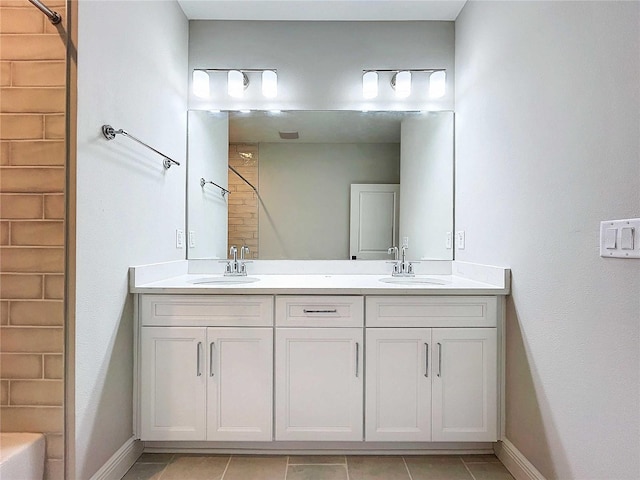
xmin=138 ymin=295 xmax=273 ymax=442
xmin=365 ymin=296 xmax=498 ymax=442
xmin=274 ymin=296 xmax=364 ymax=441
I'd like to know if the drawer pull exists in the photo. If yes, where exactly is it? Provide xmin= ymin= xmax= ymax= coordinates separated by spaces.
xmin=437 ymin=342 xmax=442 ymax=377
xmin=209 ymin=342 xmax=215 ymax=377
xmin=355 ymin=342 xmax=360 ymax=377
xmin=303 ymin=309 xmax=338 ymax=314
xmin=196 ymin=342 xmax=202 ymax=377
xmin=424 ymin=343 xmax=429 ymax=378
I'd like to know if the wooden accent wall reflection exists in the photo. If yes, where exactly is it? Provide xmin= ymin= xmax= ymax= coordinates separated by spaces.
xmin=228 ymin=144 xmax=259 ymax=259
xmin=0 ymin=1 xmax=67 ymax=479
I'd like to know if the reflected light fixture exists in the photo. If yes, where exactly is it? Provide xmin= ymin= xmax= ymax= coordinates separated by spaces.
xmin=192 ymin=70 xmax=210 ymax=98
xmin=392 ymin=71 xmax=411 ymax=98
xmin=262 ymin=70 xmax=278 ymax=98
xmin=228 ymin=70 xmax=249 ymax=98
xmin=429 ymin=70 xmax=446 ymax=99
xmin=362 ymin=71 xmax=378 ymax=99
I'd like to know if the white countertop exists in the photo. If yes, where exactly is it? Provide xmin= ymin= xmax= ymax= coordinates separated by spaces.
xmin=131 ymin=272 xmax=509 ymax=296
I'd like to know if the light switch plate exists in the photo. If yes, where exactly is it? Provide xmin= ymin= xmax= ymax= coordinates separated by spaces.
xmin=188 ymin=230 xmax=196 ymax=248
xmin=456 ymin=231 xmax=465 ymax=250
xmin=176 ymin=229 xmax=185 ymax=248
xmin=446 ymin=232 xmax=452 ymax=249
xmin=600 ymin=218 xmax=640 ymax=258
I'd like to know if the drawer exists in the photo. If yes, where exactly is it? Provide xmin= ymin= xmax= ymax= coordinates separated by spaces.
xmin=275 ymin=296 xmax=363 ymax=327
xmin=140 ymin=295 xmax=273 ymax=327
xmin=366 ymin=296 xmax=497 ymax=328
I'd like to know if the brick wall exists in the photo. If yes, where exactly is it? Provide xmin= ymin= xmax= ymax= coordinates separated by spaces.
xmin=228 ymin=143 xmax=259 ymax=259
xmin=0 ymin=1 xmax=67 ymax=479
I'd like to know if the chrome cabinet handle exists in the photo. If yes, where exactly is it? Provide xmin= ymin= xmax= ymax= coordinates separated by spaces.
xmin=437 ymin=342 xmax=442 ymax=377
xmin=209 ymin=342 xmax=215 ymax=377
xmin=196 ymin=342 xmax=202 ymax=377
xmin=303 ymin=309 xmax=338 ymax=314
xmin=355 ymin=342 xmax=360 ymax=378
xmin=424 ymin=343 xmax=429 ymax=378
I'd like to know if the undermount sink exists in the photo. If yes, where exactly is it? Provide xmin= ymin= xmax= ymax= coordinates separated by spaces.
xmin=379 ymin=277 xmax=447 ymax=285
xmin=189 ymin=276 xmax=260 ymax=285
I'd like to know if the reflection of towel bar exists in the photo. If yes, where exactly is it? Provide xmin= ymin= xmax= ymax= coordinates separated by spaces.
xmin=200 ymin=178 xmax=230 ymax=198
xmin=228 ymin=165 xmax=258 ymax=193
xmin=101 ymin=125 xmax=181 ymax=169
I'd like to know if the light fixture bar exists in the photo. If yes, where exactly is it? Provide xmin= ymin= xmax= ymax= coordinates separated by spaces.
xmin=194 ymin=69 xmax=278 ymax=99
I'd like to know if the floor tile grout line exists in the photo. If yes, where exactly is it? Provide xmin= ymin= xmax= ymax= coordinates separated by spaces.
xmin=284 ymin=455 xmax=289 ymax=480
xmin=401 ymin=456 xmax=415 ymax=480
xmin=462 ymin=457 xmax=479 ymax=480
xmin=344 ymin=461 xmax=350 ymax=480
xmin=219 ymin=454 xmax=233 ymax=480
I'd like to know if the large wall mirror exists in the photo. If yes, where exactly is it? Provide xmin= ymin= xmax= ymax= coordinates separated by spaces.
xmin=187 ymin=110 xmax=453 ymax=261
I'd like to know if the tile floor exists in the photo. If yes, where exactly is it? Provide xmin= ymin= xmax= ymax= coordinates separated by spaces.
xmin=122 ymin=453 xmax=516 ymax=480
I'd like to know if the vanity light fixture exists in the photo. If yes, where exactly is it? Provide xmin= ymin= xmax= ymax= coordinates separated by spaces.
xmin=192 ymin=69 xmax=278 ymax=99
xmin=362 ymin=69 xmax=446 ymax=99
xmin=192 ymin=70 xmax=210 ymax=99
xmin=362 ymin=71 xmax=378 ymax=99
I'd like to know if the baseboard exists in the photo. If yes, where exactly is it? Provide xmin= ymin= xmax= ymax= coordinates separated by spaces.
xmin=495 ymin=438 xmax=547 ymax=480
xmin=90 ymin=436 xmax=143 ymax=480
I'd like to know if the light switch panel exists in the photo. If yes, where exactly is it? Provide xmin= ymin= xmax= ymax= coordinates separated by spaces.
xmin=600 ymin=219 xmax=640 ymax=258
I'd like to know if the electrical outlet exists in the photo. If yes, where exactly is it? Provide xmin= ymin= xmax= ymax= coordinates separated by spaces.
xmin=446 ymin=232 xmax=453 ymax=249
xmin=188 ymin=230 xmax=196 ymax=248
xmin=176 ymin=229 xmax=185 ymax=248
xmin=402 ymin=236 xmax=409 ymax=248
xmin=456 ymin=231 xmax=465 ymax=249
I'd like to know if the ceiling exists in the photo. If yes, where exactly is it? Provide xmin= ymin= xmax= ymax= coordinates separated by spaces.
xmin=177 ymin=1 xmax=467 ymax=21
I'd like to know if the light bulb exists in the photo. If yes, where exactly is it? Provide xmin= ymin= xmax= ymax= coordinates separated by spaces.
xmin=262 ymin=70 xmax=278 ymax=98
xmin=228 ymin=70 xmax=246 ymax=98
xmin=394 ymin=71 xmax=411 ymax=98
xmin=362 ymin=71 xmax=378 ymax=99
xmin=429 ymin=70 xmax=446 ymax=99
xmin=192 ymin=70 xmax=210 ymax=99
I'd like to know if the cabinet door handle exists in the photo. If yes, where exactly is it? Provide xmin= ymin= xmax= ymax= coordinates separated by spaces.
xmin=303 ymin=309 xmax=338 ymax=314
xmin=196 ymin=342 xmax=202 ymax=377
xmin=209 ymin=342 xmax=215 ymax=377
xmin=424 ymin=343 xmax=429 ymax=378
xmin=437 ymin=342 xmax=442 ymax=377
xmin=355 ymin=342 xmax=360 ymax=378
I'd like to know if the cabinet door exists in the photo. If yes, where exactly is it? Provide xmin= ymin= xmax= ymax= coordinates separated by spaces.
xmin=432 ymin=328 xmax=497 ymax=441
xmin=275 ymin=328 xmax=363 ymax=441
xmin=140 ymin=327 xmax=207 ymax=440
xmin=206 ymin=328 xmax=273 ymax=441
xmin=365 ymin=328 xmax=432 ymax=441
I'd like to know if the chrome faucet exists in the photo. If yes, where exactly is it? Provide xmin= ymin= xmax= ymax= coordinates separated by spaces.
xmin=387 ymin=245 xmax=415 ymax=277
xmin=224 ymin=245 xmax=250 ymax=276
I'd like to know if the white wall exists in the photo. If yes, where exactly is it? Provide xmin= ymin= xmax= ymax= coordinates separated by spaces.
xmin=76 ymin=1 xmax=188 ymax=478
xmin=188 ymin=21 xmax=454 ymax=111
xmin=258 ymin=143 xmax=400 ymax=259
xmin=187 ymin=111 xmax=228 ymax=259
xmin=400 ymin=112 xmax=454 ymax=260
xmin=455 ymin=2 xmax=639 ymax=479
